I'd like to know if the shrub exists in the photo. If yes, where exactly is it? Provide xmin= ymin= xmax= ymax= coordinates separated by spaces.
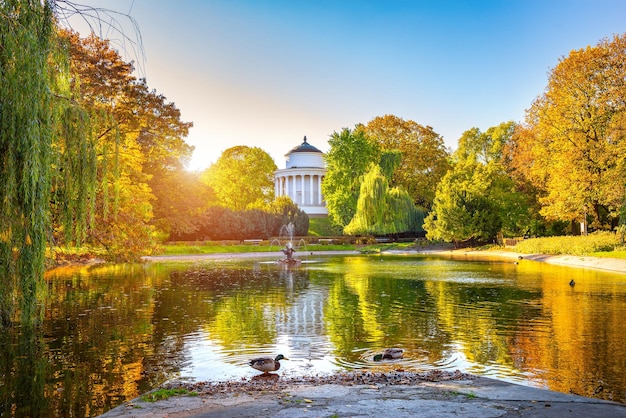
xmin=514 ymin=231 xmax=619 ymax=255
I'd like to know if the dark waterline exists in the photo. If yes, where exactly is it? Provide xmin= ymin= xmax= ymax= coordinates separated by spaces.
xmin=1 ymin=254 xmax=625 ymax=416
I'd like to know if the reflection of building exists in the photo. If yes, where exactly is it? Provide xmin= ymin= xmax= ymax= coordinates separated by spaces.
xmin=275 ymin=287 xmax=327 ymax=337
xmin=274 ymin=136 xmax=327 ymax=217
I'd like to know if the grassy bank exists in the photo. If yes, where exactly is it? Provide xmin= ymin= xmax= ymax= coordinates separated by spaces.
xmin=514 ymin=231 xmax=626 ymax=258
xmin=159 ymin=242 xmax=357 ymax=255
xmin=50 ymin=232 xmax=626 ymax=261
xmin=157 ymin=241 xmax=426 ymax=256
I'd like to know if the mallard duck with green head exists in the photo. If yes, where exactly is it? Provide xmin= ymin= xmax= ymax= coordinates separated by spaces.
xmin=373 ymin=348 xmax=403 ymax=361
xmin=249 ymin=354 xmax=288 ymax=374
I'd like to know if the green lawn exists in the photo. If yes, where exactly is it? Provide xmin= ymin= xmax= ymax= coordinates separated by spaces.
xmin=157 ymin=241 xmax=427 ymax=256
xmin=56 ymin=231 xmax=626 ymax=260
xmin=158 ymin=242 xmax=359 ymax=255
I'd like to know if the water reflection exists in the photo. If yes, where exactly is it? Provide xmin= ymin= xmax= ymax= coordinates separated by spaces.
xmin=1 ymin=255 xmax=625 ymax=416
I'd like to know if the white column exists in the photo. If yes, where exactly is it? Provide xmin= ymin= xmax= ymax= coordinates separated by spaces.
xmin=315 ymin=174 xmax=322 ymax=206
xmin=319 ymin=175 xmax=323 ymax=204
xmin=309 ymin=175 xmax=313 ymax=206
xmin=284 ymin=176 xmax=288 ymax=200
xmin=315 ymin=175 xmax=319 ymax=205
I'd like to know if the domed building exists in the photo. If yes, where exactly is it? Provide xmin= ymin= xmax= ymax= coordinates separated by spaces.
xmin=274 ymin=136 xmax=327 ymax=217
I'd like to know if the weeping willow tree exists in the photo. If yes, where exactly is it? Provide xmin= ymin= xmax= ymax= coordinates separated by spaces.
xmin=50 ymin=31 xmax=99 ymax=247
xmin=0 ymin=0 xmax=56 ymax=325
xmin=344 ymin=164 xmax=425 ymax=236
xmin=0 ymin=0 xmax=99 ymax=325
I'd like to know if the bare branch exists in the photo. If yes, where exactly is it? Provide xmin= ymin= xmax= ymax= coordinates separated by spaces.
xmin=51 ymin=0 xmax=146 ymax=77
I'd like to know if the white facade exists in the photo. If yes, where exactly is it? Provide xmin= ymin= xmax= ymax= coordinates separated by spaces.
xmin=274 ymin=136 xmax=328 ymax=217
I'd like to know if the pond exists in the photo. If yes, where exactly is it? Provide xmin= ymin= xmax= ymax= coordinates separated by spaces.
xmin=1 ymin=253 xmax=626 ymax=416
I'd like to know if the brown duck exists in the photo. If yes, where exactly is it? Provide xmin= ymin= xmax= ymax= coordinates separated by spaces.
xmin=249 ymin=354 xmax=288 ymax=374
xmin=373 ymin=348 xmax=404 ymax=361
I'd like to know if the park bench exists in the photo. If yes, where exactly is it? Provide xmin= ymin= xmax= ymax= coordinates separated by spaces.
xmin=243 ymin=239 xmax=263 ymax=245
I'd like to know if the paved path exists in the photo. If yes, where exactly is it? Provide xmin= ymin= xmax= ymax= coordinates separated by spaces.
xmin=100 ymin=376 xmax=626 ymax=417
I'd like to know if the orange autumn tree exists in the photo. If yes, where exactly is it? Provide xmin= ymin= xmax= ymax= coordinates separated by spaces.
xmin=61 ymin=30 xmax=194 ymax=259
xmin=508 ymin=34 xmax=626 ymax=230
xmin=0 ymin=2 xmax=191 ymax=323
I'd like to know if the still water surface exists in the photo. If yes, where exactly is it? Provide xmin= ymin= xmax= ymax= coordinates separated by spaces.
xmin=1 ymin=254 xmax=626 ymax=416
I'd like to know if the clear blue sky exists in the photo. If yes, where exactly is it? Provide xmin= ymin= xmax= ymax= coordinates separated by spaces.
xmin=67 ymin=0 xmax=626 ymax=171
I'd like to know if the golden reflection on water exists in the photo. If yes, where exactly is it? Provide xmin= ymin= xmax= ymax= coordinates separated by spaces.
xmin=1 ymin=255 xmax=625 ymax=417
xmin=321 ymin=255 xmax=626 ymax=402
xmin=512 ymin=260 xmax=626 ymax=398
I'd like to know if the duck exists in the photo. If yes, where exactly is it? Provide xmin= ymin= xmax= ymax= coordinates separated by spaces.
xmin=373 ymin=348 xmax=404 ymax=361
xmin=249 ymin=354 xmax=288 ymax=374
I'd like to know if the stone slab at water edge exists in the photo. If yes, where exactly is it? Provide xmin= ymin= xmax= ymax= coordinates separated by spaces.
xmin=99 ymin=371 xmax=626 ymax=418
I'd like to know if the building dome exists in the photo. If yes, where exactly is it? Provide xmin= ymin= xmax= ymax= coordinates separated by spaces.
xmin=287 ymin=136 xmax=323 ymax=154
xmin=285 ymin=136 xmax=324 ymax=169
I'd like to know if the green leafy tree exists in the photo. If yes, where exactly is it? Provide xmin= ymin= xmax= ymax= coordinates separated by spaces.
xmin=344 ymin=165 xmax=424 ymax=236
xmin=267 ymin=196 xmax=309 ymax=236
xmin=324 ymin=117 xmax=448 ymax=234
xmin=201 ymin=146 xmax=277 ymax=211
xmin=150 ymin=170 xmax=215 ymax=240
xmin=459 ymin=122 xmax=534 ymax=237
xmin=509 ymin=34 xmax=626 ymax=229
xmin=50 ymin=37 xmax=98 ymax=247
xmin=0 ymin=1 xmax=170 ymax=322
xmin=424 ymin=157 xmax=500 ymax=245
xmin=0 ymin=0 xmax=57 ymax=324
xmin=456 ymin=123 xmax=512 ymax=164
xmin=321 ymin=127 xmax=380 ymax=229
xmin=365 ymin=115 xmax=450 ymax=209
xmin=184 ymin=196 xmax=308 ymax=241
xmin=425 ymin=124 xmax=532 ymax=245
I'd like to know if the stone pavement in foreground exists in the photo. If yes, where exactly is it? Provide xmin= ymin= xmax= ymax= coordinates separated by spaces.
xmin=100 ymin=376 xmax=626 ymax=418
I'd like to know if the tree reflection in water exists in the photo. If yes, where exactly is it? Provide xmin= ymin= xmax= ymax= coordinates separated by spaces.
xmin=1 ymin=255 xmax=625 ymax=416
